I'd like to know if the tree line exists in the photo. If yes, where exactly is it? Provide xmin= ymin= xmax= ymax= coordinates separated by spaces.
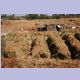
xmin=1 ymin=14 xmax=80 ymax=20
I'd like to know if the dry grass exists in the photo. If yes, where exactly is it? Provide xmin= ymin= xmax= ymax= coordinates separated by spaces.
xmin=1 ymin=31 xmax=80 ymax=68
xmin=1 ymin=18 xmax=80 ymax=68
xmin=2 ymin=18 xmax=80 ymax=33
xmin=2 ymin=57 xmax=80 ymax=68
xmin=47 ymin=31 xmax=71 ymax=59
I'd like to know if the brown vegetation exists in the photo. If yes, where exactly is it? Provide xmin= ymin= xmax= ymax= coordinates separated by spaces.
xmin=1 ymin=18 xmax=80 ymax=68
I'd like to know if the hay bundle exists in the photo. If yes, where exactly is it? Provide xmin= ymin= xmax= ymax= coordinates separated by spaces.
xmin=31 ymin=34 xmax=51 ymax=59
xmin=63 ymin=33 xmax=80 ymax=59
xmin=48 ymin=31 xmax=71 ymax=59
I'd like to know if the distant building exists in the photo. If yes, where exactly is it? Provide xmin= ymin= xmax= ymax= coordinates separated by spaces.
xmin=36 ymin=23 xmax=64 ymax=31
xmin=66 ymin=24 xmax=77 ymax=29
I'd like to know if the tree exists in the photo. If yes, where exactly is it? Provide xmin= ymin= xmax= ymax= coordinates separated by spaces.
xmin=25 ymin=14 xmax=39 ymax=19
xmin=8 ymin=14 xmax=15 ymax=20
xmin=39 ymin=14 xmax=49 ymax=19
xmin=52 ymin=14 xmax=60 ymax=19
xmin=1 ymin=14 xmax=8 ymax=19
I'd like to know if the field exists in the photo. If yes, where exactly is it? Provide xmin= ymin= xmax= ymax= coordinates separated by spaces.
xmin=1 ymin=18 xmax=80 ymax=68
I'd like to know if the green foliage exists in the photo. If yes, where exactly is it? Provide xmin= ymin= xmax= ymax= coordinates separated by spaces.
xmin=52 ymin=14 xmax=61 ymax=19
xmin=7 ymin=33 xmax=16 ymax=41
xmin=60 ymin=31 xmax=67 ymax=37
xmin=24 ymin=14 xmax=80 ymax=19
xmin=25 ymin=14 xmax=40 ymax=19
xmin=8 ymin=14 xmax=15 ymax=20
xmin=1 ymin=35 xmax=6 ymax=57
xmin=39 ymin=14 xmax=50 ymax=19
xmin=1 ymin=14 xmax=8 ymax=19
xmin=1 ymin=14 xmax=15 ymax=20
xmin=2 ymin=14 xmax=80 ymax=20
